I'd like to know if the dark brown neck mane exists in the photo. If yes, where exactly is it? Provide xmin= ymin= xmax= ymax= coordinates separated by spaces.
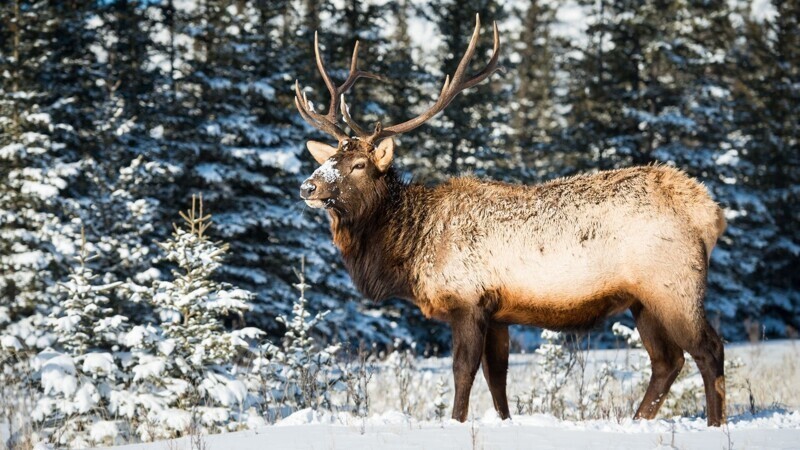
xmin=326 ymin=169 xmax=423 ymax=302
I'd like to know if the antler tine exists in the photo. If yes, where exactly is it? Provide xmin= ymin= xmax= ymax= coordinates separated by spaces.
xmin=295 ymin=18 xmax=500 ymax=144
xmin=340 ymin=94 xmax=369 ymax=137
xmin=367 ymin=14 xmax=502 ymax=143
xmin=451 ymin=14 xmax=482 ymax=87
xmin=333 ymin=41 xmax=388 ymax=138
xmin=313 ymin=31 xmax=340 ymax=119
xmin=295 ymin=79 xmax=348 ymax=141
xmin=462 ymin=21 xmax=502 ymax=90
xmin=350 ymin=40 xmax=361 ymax=72
xmin=296 ymin=33 xmax=386 ymax=141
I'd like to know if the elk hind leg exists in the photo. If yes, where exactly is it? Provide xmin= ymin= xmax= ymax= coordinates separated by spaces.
xmin=641 ymin=294 xmax=726 ymax=425
xmin=631 ymin=303 xmax=685 ymax=420
xmin=679 ymin=318 xmax=726 ymax=426
xmin=636 ymin=243 xmax=725 ymax=426
xmin=482 ymin=322 xmax=510 ymax=419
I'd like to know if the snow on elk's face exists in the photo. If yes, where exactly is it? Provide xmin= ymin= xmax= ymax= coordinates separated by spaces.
xmin=300 ymin=138 xmax=395 ymax=213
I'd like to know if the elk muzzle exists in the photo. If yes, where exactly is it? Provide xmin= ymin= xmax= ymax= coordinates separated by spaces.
xmin=300 ymin=179 xmax=326 ymax=208
xmin=300 ymin=179 xmax=317 ymax=197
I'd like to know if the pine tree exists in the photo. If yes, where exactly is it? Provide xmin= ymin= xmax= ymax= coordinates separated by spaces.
xmin=507 ymin=0 xmax=560 ymax=181
xmin=380 ymin=0 xmax=434 ymax=179
xmin=425 ymin=0 xmax=510 ymax=178
xmin=534 ymin=330 xmax=575 ymax=417
xmin=33 ymin=231 xmax=128 ymax=448
xmin=124 ymin=195 xmax=261 ymax=439
xmin=50 ymin=229 xmax=126 ymax=355
xmin=432 ymin=375 xmax=449 ymax=422
xmin=0 ymin=0 xmax=81 ymax=351
xmin=152 ymin=195 xmax=254 ymax=376
xmin=718 ymin=0 xmax=800 ymax=336
xmin=271 ymin=259 xmax=340 ymax=410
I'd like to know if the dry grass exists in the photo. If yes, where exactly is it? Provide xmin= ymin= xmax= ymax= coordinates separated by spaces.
xmin=2 ymin=340 xmax=798 ymax=448
xmin=366 ymin=339 xmax=800 ymax=422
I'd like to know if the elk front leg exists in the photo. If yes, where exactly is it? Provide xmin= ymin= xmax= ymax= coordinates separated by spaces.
xmin=450 ymin=307 xmax=487 ymax=422
xmin=482 ymin=323 xmax=510 ymax=419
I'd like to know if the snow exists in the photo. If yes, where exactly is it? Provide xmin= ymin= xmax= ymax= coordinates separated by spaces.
xmin=198 ymin=407 xmax=230 ymax=426
xmin=230 ymin=327 xmax=265 ymax=340
xmin=131 ymin=355 xmax=166 ymax=381
xmin=208 ymin=288 xmax=252 ymax=311
xmin=610 ymin=322 xmax=641 ymax=347
xmin=715 ymin=149 xmax=740 ymax=166
xmin=39 ymin=355 xmax=78 ymax=397
xmin=201 ymin=375 xmax=248 ymax=407
xmin=79 ymin=340 xmax=800 ymax=449
xmin=98 ymin=409 xmax=800 ymax=450
xmin=6 ymin=250 xmax=47 ymax=269
xmin=124 ymin=324 xmax=160 ymax=347
xmin=251 ymin=80 xmax=276 ymax=99
xmin=0 ymin=335 xmax=23 ymax=351
xmin=74 ymin=382 xmax=99 ymax=413
xmin=0 ymin=143 xmax=25 ymax=159
xmin=554 ymin=0 xmax=588 ymax=43
xmin=747 ymin=0 xmax=778 ymax=21
xmin=134 ymin=268 xmax=161 ymax=284
xmin=21 ymin=181 xmax=60 ymax=199
xmin=312 ymin=158 xmax=341 ymax=183
xmin=157 ymin=338 xmax=176 ymax=356
xmin=90 ymin=43 xmax=109 ymax=64
xmin=24 ymin=112 xmax=52 ymax=125
xmin=82 ymin=352 xmax=116 ymax=377
xmin=108 ymin=390 xmax=137 ymax=419
xmin=257 ymin=149 xmax=301 ymax=173
xmin=195 ymin=163 xmax=224 ymax=183
xmin=85 ymin=14 xmax=104 ymax=30
xmin=157 ymin=408 xmax=192 ymax=432
xmin=149 ymin=125 xmax=164 ymax=139
xmin=90 ymin=421 xmax=120 ymax=444
xmin=51 ymin=314 xmax=79 ymax=335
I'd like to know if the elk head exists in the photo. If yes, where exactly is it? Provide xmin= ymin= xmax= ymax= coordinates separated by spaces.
xmin=297 ymin=14 xmax=502 ymax=215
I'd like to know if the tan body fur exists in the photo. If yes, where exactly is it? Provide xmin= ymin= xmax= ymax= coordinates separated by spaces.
xmin=407 ymin=166 xmax=725 ymax=334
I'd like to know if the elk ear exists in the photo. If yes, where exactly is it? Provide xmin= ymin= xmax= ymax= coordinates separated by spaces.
xmin=373 ymin=138 xmax=395 ymax=172
xmin=306 ymin=140 xmax=338 ymax=164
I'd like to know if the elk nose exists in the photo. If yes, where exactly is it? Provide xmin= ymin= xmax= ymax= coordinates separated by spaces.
xmin=300 ymin=180 xmax=317 ymax=199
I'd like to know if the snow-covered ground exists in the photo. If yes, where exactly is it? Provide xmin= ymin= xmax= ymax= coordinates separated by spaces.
xmin=99 ymin=409 xmax=800 ymax=450
xmin=93 ymin=340 xmax=799 ymax=450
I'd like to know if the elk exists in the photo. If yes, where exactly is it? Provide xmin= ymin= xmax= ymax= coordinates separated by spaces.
xmin=295 ymin=15 xmax=728 ymax=426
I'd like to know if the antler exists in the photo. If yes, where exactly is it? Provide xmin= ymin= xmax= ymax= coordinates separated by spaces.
xmin=294 ymin=33 xmax=385 ymax=141
xmin=342 ymin=14 xmax=502 ymax=144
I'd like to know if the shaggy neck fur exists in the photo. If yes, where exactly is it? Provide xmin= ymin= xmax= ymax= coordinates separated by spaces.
xmin=326 ymin=169 xmax=424 ymax=302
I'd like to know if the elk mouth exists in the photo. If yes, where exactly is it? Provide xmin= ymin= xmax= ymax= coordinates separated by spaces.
xmin=304 ymin=197 xmax=332 ymax=209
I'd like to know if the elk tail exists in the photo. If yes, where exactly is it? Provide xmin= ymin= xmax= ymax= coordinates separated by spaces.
xmin=703 ymin=205 xmax=727 ymax=265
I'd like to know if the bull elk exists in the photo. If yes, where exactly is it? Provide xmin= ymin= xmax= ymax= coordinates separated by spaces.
xmin=295 ymin=15 xmax=728 ymax=426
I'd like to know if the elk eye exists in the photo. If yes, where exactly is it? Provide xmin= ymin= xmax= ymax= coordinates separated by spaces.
xmin=352 ymin=162 xmax=366 ymax=170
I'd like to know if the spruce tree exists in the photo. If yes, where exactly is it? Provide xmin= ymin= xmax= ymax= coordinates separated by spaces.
xmin=124 ymin=195 xmax=261 ymax=439
xmin=721 ymin=0 xmax=800 ymax=336
xmin=34 ymin=231 xmax=128 ymax=448
xmin=50 ymin=229 xmax=126 ymax=355
xmin=0 ymin=0 xmax=80 ymax=347
xmin=425 ymin=0 xmax=510 ymax=178
xmin=507 ymin=0 xmax=560 ymax=181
